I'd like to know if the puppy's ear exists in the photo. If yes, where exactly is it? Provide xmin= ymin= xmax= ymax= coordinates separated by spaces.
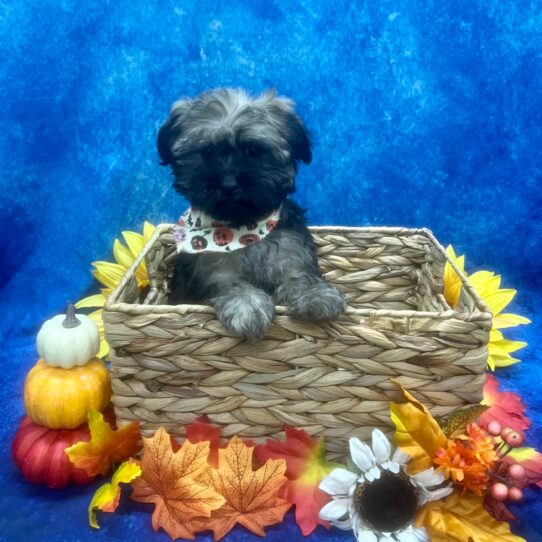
xmin=157 ymin=99 xmax=192 ymax=166
xmin=284 ymin=111 xmax=312 ymax=165
xmin=265 ymin=92 xmax=312 ymax=165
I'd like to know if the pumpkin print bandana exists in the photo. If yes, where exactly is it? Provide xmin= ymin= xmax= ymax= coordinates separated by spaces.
xmin=173 ymin=206 xmax=282 ymax=253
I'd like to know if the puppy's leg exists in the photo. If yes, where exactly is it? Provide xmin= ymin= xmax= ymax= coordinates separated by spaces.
xmin=213 ymin=283 xmax=275 ymax=341
xmin=275 ymin=274 xmax=346 ymax=322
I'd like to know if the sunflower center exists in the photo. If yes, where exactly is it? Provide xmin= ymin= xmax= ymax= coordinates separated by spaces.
xmin=354 ymin=470 xmax=419 ymax=532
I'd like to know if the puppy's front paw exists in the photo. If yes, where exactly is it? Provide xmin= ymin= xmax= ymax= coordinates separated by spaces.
xmin=214 ymin=288 xmax=275 ymax=341
xmin=289 ymin=282 xmax=347 ymax=322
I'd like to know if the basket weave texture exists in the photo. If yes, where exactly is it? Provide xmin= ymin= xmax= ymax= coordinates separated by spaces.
xmin=103 ymin=225 xmax=491 ymax=460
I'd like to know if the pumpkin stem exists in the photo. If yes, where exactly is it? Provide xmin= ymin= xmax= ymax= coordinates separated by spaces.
xmin=62 ymin=302 xmax=81 ymax=328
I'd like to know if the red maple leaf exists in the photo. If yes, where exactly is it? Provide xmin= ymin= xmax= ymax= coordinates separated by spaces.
xmin=479 ymin=374 xmax=531 ymax=432
xmin=185 ymin=416 xmax=224 ymax=468
xmin=255 ymin=426 xmax=339 ymax=535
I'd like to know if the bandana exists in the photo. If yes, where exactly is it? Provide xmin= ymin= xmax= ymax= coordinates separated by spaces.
xmin=173 ymin=206 xmax=282 ymax=253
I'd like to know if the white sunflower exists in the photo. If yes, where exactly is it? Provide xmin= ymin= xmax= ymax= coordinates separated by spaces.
xmin=319 ymin=429 xmax=452 ymax=542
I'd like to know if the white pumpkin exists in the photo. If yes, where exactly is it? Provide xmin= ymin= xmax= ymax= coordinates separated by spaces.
xmin=36 ymin=303 xmax=100 ymax=368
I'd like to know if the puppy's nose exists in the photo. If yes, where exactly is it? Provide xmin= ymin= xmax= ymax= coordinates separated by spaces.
xmin=221 ymin=176 xmax=238 ymax=192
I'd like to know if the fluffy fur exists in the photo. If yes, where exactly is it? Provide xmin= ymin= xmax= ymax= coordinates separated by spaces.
xmin=158 ymin=88 xmax=346 ymax=340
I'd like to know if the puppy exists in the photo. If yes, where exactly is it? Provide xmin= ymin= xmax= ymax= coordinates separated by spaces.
xmin=157 ymin=88 xmax=346 ymax=340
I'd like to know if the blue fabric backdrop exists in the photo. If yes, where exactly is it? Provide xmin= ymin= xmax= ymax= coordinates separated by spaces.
xmin=1 ymin=1 xmax=541 ymax=540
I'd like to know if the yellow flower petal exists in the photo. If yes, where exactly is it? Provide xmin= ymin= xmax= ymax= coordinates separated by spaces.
xmin=121 ymin=231 xmax=145 ymax=258
xmin=442 ymin=251 xmax=530 ymax=371
xmin=100 ymin=287 xmax=113 ymax=298
xmin=490 ymin=328 xmax=504 ymax=341
xmin=134 ymin=266 xmax=150 ymax=289
xmin=488 ymin=347 xmax=521 ymax=366
xmin=92 ymin=262 xmax=127 ymax=290
xmin=115 ymin=230 xmax=152 ymax=288
xmin=75 ymin=294 xmax=107 ymax=309
xmin=469 ymin=271 xmax=500 ymax=295
xmin=492 ymin=339 xmax=527 ymax=354
xmin=493 ymin=313 xmax=531 ymax=329
xmin=113 ymin=239 xmax=135 ymax=270
xmin=483 ymin=289 xmax=517 ymax=316
xmin=487 ymin=355 xmax=496 ymax=371
xmin=143 ymin=221 xmax=156 ymax=241
xmin=88 ymin=309 xmax=104 ymax=329
xmin=88 ymin=460 xmax=141 ymax=528
xmin=88 ymin=309 xmax=109 ymax=359
xmin=493 ymin=355 xmax=521 ymax=368
xmin=443 ymin=246 xmax=464 ymax=308
xmin=390 ymin=385 xmax=448 ymax=474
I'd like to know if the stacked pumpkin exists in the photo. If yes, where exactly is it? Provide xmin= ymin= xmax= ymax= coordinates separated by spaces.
xmin=12 ymin=304 xmax=112 ymax=489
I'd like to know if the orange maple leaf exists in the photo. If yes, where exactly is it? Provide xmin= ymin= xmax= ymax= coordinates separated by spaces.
xmin=66 ymin=409 xmax=140 ymax=477
xmin=195 ymin=436 xmax=291 ymax=541
xmin=130 ymin=426 xmax=225 ymax=540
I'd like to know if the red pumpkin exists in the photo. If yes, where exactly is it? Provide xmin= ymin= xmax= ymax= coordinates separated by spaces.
xmin=12 ymin=417 xmax=95 ymax=489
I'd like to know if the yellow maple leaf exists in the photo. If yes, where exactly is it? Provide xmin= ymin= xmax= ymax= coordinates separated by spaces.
xmin=390 ymin=385 xmax=448 ymax=474
xmin=130 ymin=427 xmax=225 ymax=540
xmin=89 ymin=459 xmax=141 ymax=528
xmin=415 ymin=490 xmax=525 ymax=541
xmin=66 ymin=409 xmax=140 ymax=477
xmin=195 ymin=436 xmax=291 ymax=541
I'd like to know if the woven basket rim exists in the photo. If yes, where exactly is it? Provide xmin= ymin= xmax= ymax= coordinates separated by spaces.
xmin=104 ymin=223 xmax=492 ymax=322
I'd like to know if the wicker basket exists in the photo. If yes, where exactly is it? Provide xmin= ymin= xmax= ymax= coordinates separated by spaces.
xmin=103 ymin=225 xmax=491 ymax=460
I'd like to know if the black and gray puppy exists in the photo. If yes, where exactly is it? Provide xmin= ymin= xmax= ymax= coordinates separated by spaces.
xmin=157 ymin=88 xmax=346 ymax=340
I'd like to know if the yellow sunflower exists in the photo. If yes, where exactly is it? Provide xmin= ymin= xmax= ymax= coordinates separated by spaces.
xmin=76 ymin=222 xmax=156 ymax=359
xmin=443 ymin=246 xmax=530 ymax=370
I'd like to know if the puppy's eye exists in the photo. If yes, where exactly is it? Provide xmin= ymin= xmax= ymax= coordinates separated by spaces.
xmin=200 ymin=146 xmax=214 ymax=159
xmin=245 ymin=144 xmax=263 ymax=158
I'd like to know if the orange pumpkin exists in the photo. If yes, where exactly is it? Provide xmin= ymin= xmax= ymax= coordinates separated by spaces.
xmin=24 ymin=358 xmax=111 ymax=429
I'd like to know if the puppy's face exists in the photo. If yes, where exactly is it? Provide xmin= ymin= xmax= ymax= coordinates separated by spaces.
xmin=157 ymin=89 xmax=312 ymax=223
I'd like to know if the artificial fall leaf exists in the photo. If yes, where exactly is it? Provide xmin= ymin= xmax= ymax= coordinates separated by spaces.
xmin=255 ymin=426 xmax=340 ymax=535
xmin=284 ymin=481 xmax=331 ymax=537
xmin=479 ymin=374 xmax=531 ymax=432
xmin=88 ymin=459 xmax=141 ymax=528
xmin=66 ymin=409 xmax=140 ymax=477
xmin=438 ymin=405 xmax=489 ymax=439
xmin=415 ymin=490 xmax=525 ymax=542
xmin=390 ymin=384 xmax=448 ymax=474
xmin=195 ymin=436 xmax=291 ymax=541
xmin=131 ymin=427 xmax=225 ymax=540
xmin=508 ymin=448 xmax=542 ymax=489
xmin=186 ymin=416 xmax=224 ymax=469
